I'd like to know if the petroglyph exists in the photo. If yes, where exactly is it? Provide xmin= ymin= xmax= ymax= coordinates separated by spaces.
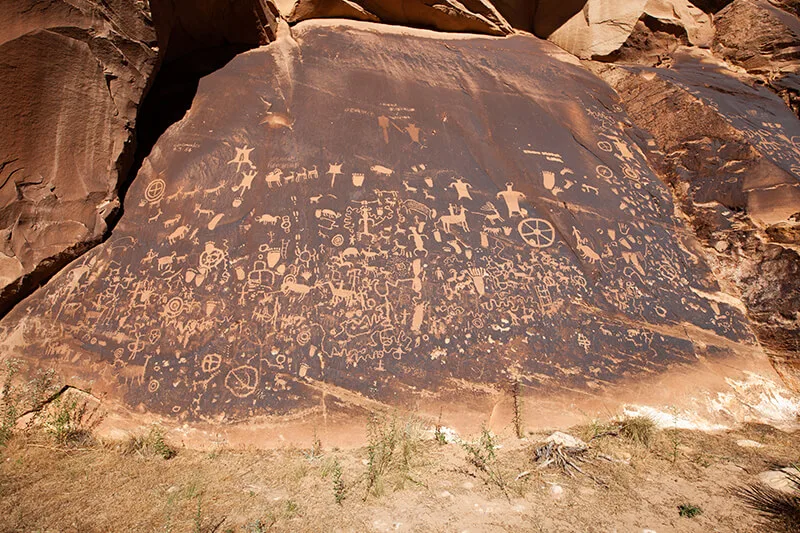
xmin=0 ymin=28 xmax=759 ymax=422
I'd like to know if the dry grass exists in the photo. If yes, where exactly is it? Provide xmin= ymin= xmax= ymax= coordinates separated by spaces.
xmin=733 ymin=465 xmax=800 ymax=533
xmin=0 ymin=414 xmax=798 ymax=532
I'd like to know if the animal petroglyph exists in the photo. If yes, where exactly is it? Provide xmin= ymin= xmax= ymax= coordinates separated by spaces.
xmin=0 ymin=31 xmax=757 ymax=424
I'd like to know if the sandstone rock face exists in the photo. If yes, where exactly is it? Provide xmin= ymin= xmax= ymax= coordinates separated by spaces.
xmin=0 ymin=0 xmax=280 ymax=316
xmin=0 ymin=21 xmax=759 ymax=422
xmin=283 ymin=0 xmax=513 ymax=35
xmin=547 ymin=0 xmax=713 ymax=59
xmin=713 ymin=0 xmax=800 ymax=116
xmin=0 ymin=0 xmax=159 ymax=313
xmin=593 ymin=50 xmax=800 ymax=389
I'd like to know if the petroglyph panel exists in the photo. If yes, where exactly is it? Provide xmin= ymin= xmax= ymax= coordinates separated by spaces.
xmin=0 ymin=24 xmax=757 ymax=421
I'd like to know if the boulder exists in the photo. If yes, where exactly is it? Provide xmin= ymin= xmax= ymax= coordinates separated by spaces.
xmin=546 ymin=0 xmax=712 ymax=59
xmin=0 ymin=21 xmax=760 ymax=423
xmin=283 ymin=0 xmax=513 ymax=35
xmin=713 ymin=0 xmax=800 ymax=74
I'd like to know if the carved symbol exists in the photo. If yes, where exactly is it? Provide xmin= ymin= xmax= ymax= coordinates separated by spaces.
xmin=199 ymin=244 xmax=224 ymax=270
xmin=148 ymin=379 xmax=160 ymax=393
xmin=224 ymin=365 xmax=259 ymax=398
xmin=165 ymin=297 xmax=184 ymax=318
xmin=145 ymin=179 xmax=166 ymax=203
xmin=331 ymin=234 xmax=344 ymax=247
xmin=201 ymin=353 xmax=222 ymax=373
xmin=596 ymin=165 xmax=614 ymax=180
xmin=518 ymin=218 xmax=555 ymax=248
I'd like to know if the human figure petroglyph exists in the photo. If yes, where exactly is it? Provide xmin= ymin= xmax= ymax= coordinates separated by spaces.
xmin=228 ymin=145 xmax=255 ymax=172
xmin=448 ymin=177 xmax=473 ymax=200
xmin=497 ymin=183 xmax=526 ymax=218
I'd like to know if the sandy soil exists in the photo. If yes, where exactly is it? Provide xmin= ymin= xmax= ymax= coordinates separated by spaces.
xmin=1 ymin=416 xmax=797 ymax=533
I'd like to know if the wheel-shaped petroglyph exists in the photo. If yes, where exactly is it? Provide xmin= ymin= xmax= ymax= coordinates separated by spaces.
xmin=224 ymin=365 xmax=259 ymax=398
xmin=201 ymin=353 xmax=222 ymax=373
xmin=596 ymin=165 xmax=614 ymax=180
xmin=518 ymin=218 xmax=556 ymax=248
xmin=144 ymin=179 xmax=166 ymax=203
xmin=199 ymin=244 xmax=225 ymax=270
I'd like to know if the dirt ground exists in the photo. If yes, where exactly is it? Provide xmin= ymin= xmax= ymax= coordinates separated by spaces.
xmin=0 ymin=415 xmax=798 ymax=533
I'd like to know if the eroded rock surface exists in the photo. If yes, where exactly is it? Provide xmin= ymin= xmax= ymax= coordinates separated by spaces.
xmin=283 ymin=0 xmax=513 ymax=35
xmin=0 ymin=0 xmax=280 ymax=316
xmin=0 ymin=21 xmax=759 ymax=422
xmin=593 ymin=50 xmax=800 ymax=388
xmin=547 ymin=0 xmax=713 ymax=59
xmin=714 ymin=0 xmax=800 ymax=117
xmin=0 ymin=0 xmax=159 ymax=313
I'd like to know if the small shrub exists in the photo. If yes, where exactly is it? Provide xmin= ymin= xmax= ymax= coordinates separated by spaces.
xmin=678 ymin=504 xmax=703 ymax=518
xmin=617 ymin=415 xmax=656 ymax=447
xmin=331 ymin=460 xmax=345 ymax=505
xmin=245 ymin=516 xmax=276 ymax=533
xmin=462 ymin=426 xmax=509 ymax=499
xmin=304 ymin=430 xmax=323 ymax=461
xmin=43 ymin=394 xmax=104 ymax=446
xmin=363 ymin=413 xmax=423 ymax=500
xmin=510 ymin=378 xmax=523 ymax=439
xmin=434 ymin=410 xmax=447 ymax=445
xmin=123 ymin=426 xmax=177 ymax=459
xmin=0 ymin=359 xmax=21 ymax=448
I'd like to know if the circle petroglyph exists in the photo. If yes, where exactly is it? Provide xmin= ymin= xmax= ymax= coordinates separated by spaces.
xmin=224 ymin=365 xmax=259 ymax=398
xmin=596 ymin=165 xmax=614 ymax=180
xmin=597 ymin=140 xmax=613 ymax=152
xmin=518 ymin=218 xmax=556 ymax=248
xmin=165 ymin=297 xmax=185 ymax=318
xmin=199 ymin=244 xmax=225 ymax=270
xmin=144 ymin=179 xmax=166 ymax=203
xmin=201 ymin=353 xmax=222 ymax=373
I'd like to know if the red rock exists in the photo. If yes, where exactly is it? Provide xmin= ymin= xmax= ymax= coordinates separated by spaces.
xmin=0 ymin=21 xmax=768 ymax=427
xmin=0 ymin=0 xmax=279 ymax=314
xmin=0 ymin=0 xmax=159 ymax=311
xmin=284 ymin=0 xmax=513 ymax=35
